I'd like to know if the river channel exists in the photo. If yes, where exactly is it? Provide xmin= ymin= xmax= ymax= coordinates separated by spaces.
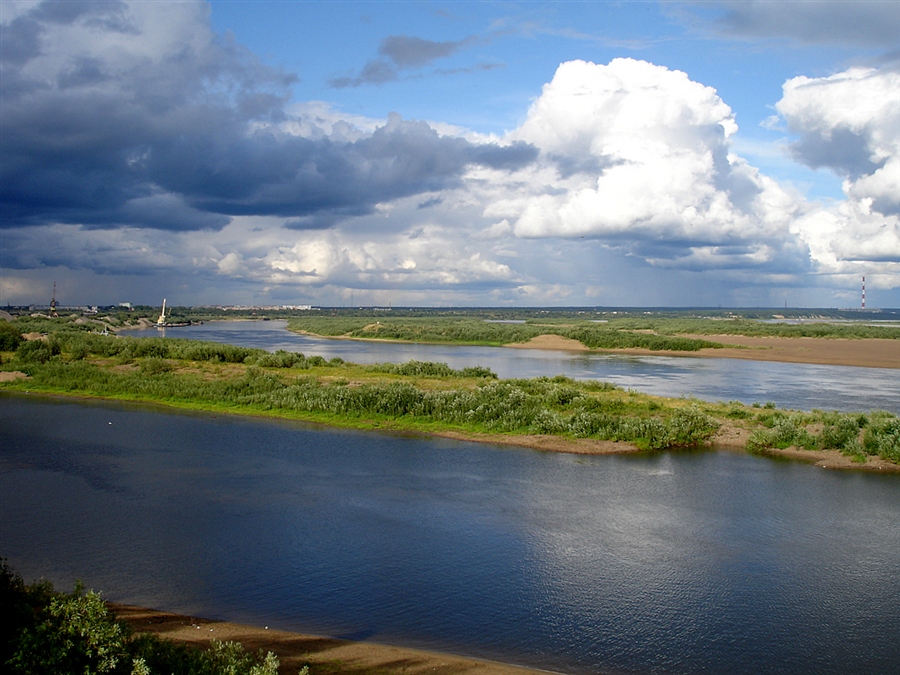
xmin=143 ymin=320 xmax=900 ymax=414
xmin=2 ymin=394 xmax=899 ymax=675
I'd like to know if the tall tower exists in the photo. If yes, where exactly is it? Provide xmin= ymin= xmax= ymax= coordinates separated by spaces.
xmin=50 ymin=282 xmax=58 ymax=317
xmin=862 ymin=276 xmax=866 ymax=310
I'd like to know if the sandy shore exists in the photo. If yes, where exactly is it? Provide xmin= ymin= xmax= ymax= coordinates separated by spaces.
xmin=111 ymin=604 xmax=556 ymax=675
xmin=507 ymin=333 xmax=900 ymax=369
xmin=431 ymin=424 xmax=900 ymax=472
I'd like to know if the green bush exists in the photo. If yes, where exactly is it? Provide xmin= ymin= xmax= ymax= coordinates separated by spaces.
xmin=1 ymin=562 xmax=289 ymax=675
xmin=139 ymin=358 xmax=174 ymax=376
xmin=863 ymin=416 xmax=900 ymax=462
xmin=665 ymin=407 xmax=720 ymax=448
xmin=0 ymin=322 xmax=23 ymax=351
xmin=821 ymin=415 xmax=863 ymax=451
xmin=15 ymin=339 xmax=60 ymax=364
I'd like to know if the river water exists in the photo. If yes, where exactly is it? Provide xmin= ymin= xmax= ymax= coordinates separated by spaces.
xmin=145 ymin=320 xmax=900 ymax=414
xmin=2 ymin=394 xmax=899 ymax=675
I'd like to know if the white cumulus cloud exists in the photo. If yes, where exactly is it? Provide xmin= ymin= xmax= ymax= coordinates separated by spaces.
xmin=501 ymin=58 xmax=805 ymax=271
xmin=777 ymin=65 xmax=900 ymax=278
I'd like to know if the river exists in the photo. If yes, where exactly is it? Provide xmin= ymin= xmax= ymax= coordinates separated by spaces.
xmin=2 ymin=394 xmax=899 ymax=675
xmin=143 ymin=320 xmax=900 ymax=414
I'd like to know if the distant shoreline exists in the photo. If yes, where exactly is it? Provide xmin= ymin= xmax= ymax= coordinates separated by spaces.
xmin=288 ymin=328 xmax=900 ymax=369
xmin=495 ymin=333 xmax=900 ymax=369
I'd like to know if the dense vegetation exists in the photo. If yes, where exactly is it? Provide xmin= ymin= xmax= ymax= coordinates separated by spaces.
xmin=0 ymin=561 xmax=297 ymax=675
xmin=286 ymin=311 xmax=899 ymax=351
xmin=2 ymin=338 xmax=718 ymax=452
xmin=286 ymin=316 xmax=727 ymax=351
xmin=744 ymin=408 xmax=900 ymax=463
xmin=2 ymin=323 xmax=898 ymax=464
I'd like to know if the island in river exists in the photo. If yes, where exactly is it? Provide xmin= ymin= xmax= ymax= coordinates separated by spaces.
xmin=2 ymin=322 xmax=898 ymax=471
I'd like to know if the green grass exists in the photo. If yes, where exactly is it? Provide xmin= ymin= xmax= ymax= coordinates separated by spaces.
xmin=2 ymin=330 xmax=898 ymax=466
xmin=287 ymin=316 xmax=727 ymax=351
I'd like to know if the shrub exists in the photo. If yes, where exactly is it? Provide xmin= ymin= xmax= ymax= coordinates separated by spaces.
xmin=863 ymin=417 xmax=900 ymax=462
xmin=821 ymin=415 xmax=863 ymax=451
xmin=7 ymin=582 xmax=128 ymax=675
xmin=1 ymin=561 xmax=289 ymax=675
xmin=139 ymin=358 xmax=173 ymax=376
xmin=665 ymin=406 xmax=719 ymax=448
xmin=0 ymin=321 xmax=23 ymax=351
xmin=15 ymin=339 xmax=59 ymax=364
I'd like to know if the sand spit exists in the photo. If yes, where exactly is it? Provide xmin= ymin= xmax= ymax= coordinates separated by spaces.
xmin=111 ymin=604 xmax=554 ymax=675
xmin=509 ymin=334 xmax=900 ymax=369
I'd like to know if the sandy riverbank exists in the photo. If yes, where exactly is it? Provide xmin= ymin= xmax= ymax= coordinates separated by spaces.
xmin=111 ymin=604 xmax=555 ymax=675
xmin=431 ymin=423 xmax=900 ymax=472
xmin=507 ymin=333 xmax=900 ymax=369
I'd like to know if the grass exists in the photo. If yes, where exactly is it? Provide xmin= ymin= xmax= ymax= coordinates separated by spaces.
xmin=2 ymin=332 xmax=898 ymax=466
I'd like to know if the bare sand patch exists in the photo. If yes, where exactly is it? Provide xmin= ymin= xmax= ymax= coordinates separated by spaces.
xmin=687 ymin=335 xmax=900 ymax=369
xmin=506 ymin=334 xmax=588 ymax=352
xmin=0 ymin=371 xmax=28 ymax=382
xmin=111 ymin=604 xmax=551 ymax=675
xmin=434 ymin=430 xmax=637 ymax=455
xmin=508 ymin=333 xmax=899 ymax=369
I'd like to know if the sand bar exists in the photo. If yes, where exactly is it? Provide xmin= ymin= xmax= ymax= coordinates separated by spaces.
xmin=111 ymin=604 xmax=557 ymax=675
xmin=508 ymin=334 xmax=900 ymax=369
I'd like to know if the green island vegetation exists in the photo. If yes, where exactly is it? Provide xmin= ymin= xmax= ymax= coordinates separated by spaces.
xmin=0 ymin=560 xmax=300 ymax=675
xmin=1 ymin=320 xmax=898 ymax=465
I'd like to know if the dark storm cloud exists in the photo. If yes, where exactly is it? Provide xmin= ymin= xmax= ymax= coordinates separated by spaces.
xmin=329 ymin=33 xmax=479 ymax=88
xmin=710 ymin=0 xmax=900 ymax=48
xmin=379 ymin=35 xmax=477 ymax=68
xmin=417 ymin=197 xmax=443 ymax=210
xmin=144 ymin=114 xmax=536 ymax=224
xmin=0 ymin=2 xmax=535 ymax=231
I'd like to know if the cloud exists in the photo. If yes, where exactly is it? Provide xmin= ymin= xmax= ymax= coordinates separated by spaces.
xmin=776 ymin=65 xmax=900 ymax=276
xmin=3 ymin=2 xmax=897 ymax=306
xmin=329 ymin=33 xmax=479 ymax=88
xmin=379 ymin=35 xmax=477 ymax=68
xmin=0 ymin=2 xmax=534 ymax=232
xmin=497 ymin=58 xmax=806 ymax=271
xmin=706 ymin=0 xmax=900 ymax=48
xmin=777 ymin=66 xmax=900 ymax=215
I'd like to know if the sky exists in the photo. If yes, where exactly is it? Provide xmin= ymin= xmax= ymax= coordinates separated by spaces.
xmin=1 ymin=1 xmax=899 ymax=309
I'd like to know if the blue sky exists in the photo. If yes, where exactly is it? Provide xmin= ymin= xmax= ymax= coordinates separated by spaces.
xmin=2 ymin=1 xmax=899 ymax=308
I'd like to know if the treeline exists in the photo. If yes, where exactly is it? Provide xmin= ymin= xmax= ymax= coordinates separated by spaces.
xmin=0 ymin=561 xmax=297 ymax=675
xmin=287 ymin=317 xmax=725 ymax=351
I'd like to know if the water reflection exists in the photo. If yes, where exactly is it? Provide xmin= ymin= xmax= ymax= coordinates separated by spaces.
xmin=2 ymin=395 xmax=899 ymax=675
xmin=145 ymin=321 xmax=900 ymax=413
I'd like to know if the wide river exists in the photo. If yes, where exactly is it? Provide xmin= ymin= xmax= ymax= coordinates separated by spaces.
xmin=2 ymin=322 xmax=899 ymax=674
xmin=142 ymin=320 xmax=900 ymax=414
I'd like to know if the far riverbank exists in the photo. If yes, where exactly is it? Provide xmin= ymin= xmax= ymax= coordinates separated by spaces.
xmin=479 ymin=333 xmax=900 ymax=369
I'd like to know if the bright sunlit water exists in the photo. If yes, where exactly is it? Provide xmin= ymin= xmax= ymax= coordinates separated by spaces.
xmin=2 ymin=395 xmax=899 ymax=675
xmin=145 ymin=320 xmax=900 ymax=414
